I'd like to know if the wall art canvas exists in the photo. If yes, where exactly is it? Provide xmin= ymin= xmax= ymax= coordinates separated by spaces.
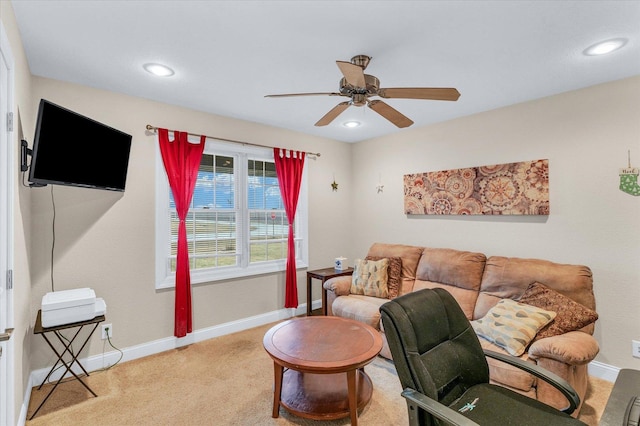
xmin=404 ymin=159 xmax=549 ymax=215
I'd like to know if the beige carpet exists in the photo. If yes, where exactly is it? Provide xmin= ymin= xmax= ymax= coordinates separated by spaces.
xmin=27 ymin=322 xmax=612 ymax=425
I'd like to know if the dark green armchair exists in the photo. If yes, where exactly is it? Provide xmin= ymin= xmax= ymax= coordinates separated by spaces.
xmin=380 ymin=288 xmax=587 ymax=426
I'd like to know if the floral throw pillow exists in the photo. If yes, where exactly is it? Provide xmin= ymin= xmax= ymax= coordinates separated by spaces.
xmin=365 ymin=256 xmax=402 ymax=299
xmin=350 ymin=258 xmax=389 ymax=298
xmin=471 ymin=298 xmax=556 ymax=356
xmin=518 ymin=281 xmax=599 ymax=340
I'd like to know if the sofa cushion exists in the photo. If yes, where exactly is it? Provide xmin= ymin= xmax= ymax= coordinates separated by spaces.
xmin=331 ymin=295 xmax=389 ymax=330
xmin=518 ymin=282 xmax=599 ymax=340
xmin=366 ymin=255 xmax=402 ymax=298
xmin=471 ymin=299 xmax=556 ymax=356
xmin=351 ymin=258 xmax=389 ymax=298
xmin=415 ymin=247 xmax=486 ymax=291
xmin=413 ymin=248 xmax=486 ymax=319
xmin=476 ymin=256 xmax=595 ymax=332
xmin=367 ymin=243 xmax=424 ymax=295
xmin=412 ymin=281 xmax=478 ymax=320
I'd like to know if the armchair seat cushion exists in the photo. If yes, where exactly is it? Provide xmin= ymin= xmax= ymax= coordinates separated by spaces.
xmin=449 ymin=384 xmax=583 ymax=425
xmin=331 ymin=295 xmax=388 ymax=330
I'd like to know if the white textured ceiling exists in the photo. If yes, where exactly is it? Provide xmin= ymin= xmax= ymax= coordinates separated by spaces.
xmin=10 ymin=0 xmax=640 ymax=143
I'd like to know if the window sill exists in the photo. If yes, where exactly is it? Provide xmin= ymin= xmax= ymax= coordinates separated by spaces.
xmin=155 ymin=260 xmax=309 ymax=290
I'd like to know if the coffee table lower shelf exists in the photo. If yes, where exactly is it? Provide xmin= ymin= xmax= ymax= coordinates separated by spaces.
xmin=280 ymin=368 xmax=373 ymax=420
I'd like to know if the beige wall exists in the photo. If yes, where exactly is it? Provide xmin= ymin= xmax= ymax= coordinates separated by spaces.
xmin=27 ymin=77 xmax=352 ymax=369
xmin=349 ymin=75 xmax=640 ymax=369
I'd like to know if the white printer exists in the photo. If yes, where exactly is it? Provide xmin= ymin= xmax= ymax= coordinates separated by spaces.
xmin=41 ymin=288 xmax=107 ymax=328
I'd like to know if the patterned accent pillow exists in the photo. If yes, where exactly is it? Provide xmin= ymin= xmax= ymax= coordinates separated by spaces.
xmin=350 ymin=258 xmax=389 ymax=298
xmin=518 ymin=281 xmax=599 ymax=340
xmin=471 ymin=299 xmax=556 ymax=356
xmin=365 ymin=256 xmax=402 ymax=299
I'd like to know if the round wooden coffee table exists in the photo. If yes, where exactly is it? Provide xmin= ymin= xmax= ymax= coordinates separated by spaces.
xmin=263 ymin=316 xmax=383 ymax=425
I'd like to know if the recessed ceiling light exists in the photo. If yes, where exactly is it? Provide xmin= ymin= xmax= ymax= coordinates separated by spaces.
xmin=143 ymin=63 xmax=175 ymax=77
xmin=583 ymin=38 xmax=628 ymax=56
xmin=343 ymin=121 xmax=361 ymax=128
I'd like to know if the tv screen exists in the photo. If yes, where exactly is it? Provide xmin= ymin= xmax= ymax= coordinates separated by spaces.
xmin=28 ymin=99 xmax=133 ymax=191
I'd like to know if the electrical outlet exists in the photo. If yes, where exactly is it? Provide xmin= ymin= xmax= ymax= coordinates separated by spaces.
xmin=101 ymin=324 xmax=113 ymax=340
xmin=632 ymin=340 xmax=640 ymax=358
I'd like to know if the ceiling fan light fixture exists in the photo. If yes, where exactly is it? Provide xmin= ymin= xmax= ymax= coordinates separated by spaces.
xmin=343 ymin=121 xmax=361 ymax=128
xmin=143 ymin=63 xmax=175 ymax=77
xmin=266 ymin=55 xmax=460 ymax=128
xmin=583 ymin=38 xmax=627 ymax=56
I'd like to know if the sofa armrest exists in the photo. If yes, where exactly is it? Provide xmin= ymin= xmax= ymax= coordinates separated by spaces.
xmin=484 ymin=349 xmax=580 ymax=415
xmin=323 ymin=276 xmax=352 ymax=296
xmin=528 ymin=331 xmax=600 ymax=365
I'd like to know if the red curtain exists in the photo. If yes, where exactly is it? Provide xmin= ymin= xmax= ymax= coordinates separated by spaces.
xmin=273 ymin=148 xmax=306 ymax=308
xmin=158 ymin=128 xmax=205 ymax=337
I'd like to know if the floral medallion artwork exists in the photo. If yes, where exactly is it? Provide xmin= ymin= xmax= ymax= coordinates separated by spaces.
xmin=404 ymin=159 xmax=549 ymax=215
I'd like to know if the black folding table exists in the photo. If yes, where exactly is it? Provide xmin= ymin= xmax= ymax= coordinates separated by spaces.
xmin=30 ymin=310 xmax=105 ymax=419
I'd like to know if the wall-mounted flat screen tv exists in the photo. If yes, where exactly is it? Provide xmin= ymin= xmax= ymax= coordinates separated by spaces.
xmin=28 ymin=99 xmax=133 ymax=191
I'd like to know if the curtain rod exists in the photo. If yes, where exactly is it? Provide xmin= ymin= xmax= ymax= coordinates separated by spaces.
xmin=145 ymin=125 xmax=321 ymax=157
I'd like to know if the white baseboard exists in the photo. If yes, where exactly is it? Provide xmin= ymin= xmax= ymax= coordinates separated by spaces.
xmin=18 ymin=382 xmax=29 ymax=426
xmin=588 ymin=360 xmax=619 ymax=383
xmin=19 ymin=299 xmax=618 ymax=424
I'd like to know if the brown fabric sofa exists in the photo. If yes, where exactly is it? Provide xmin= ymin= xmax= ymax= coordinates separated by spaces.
xmin=323 ymin=242 xmax=599 ymax=415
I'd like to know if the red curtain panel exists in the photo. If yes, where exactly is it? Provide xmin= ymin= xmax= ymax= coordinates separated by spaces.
xmin=273 ymin=148 xmax=306 ymax=308
xmin=158 ymin=128 xmax=205 ymax=337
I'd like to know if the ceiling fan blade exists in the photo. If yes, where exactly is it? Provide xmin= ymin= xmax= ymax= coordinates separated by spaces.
xmin=336 ymin=61 xmax=366 ymax=88
xmin=315 ymin=102 xmax=351 ymax=127
xmin=265 ymin=92 xmax=342 ymax=98
xmin=368 ymin=100 xmax=414 ymax=128
xmin=378 ymin=87 xmax=461 ymax=101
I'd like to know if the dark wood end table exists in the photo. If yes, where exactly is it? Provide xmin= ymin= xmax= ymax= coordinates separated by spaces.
xmin=306 ymin=267 xmax=354 ymax=316
xmin=263 ymin=316 xmax=383 ymax=425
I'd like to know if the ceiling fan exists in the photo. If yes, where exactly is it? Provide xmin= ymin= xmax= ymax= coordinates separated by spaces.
xmin=265 ymin=54 xmax=460 ymax=128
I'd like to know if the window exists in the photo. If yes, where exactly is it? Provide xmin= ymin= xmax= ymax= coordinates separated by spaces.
xmin=155 ymin=138 xmax=308 ymax=288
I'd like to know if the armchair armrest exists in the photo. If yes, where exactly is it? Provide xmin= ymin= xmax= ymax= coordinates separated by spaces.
xmin=402 ymin=388 xmax=479 ymax=426
xmin=483 ymin=349 xmax=580 ymax=415
xmin=323 ymin=276 xmax=351 ymax=296
xmin=528 ymin=331 xmax=600 ymax=365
